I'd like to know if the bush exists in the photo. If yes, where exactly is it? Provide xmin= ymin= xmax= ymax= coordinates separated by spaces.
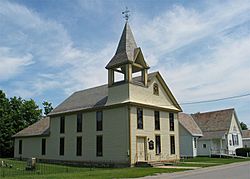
xmin=236 ymin=148 xmax=250 ymax=157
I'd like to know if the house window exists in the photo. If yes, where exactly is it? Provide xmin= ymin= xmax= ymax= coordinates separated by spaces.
xmin=229 ymin=140 xmax=232 ymax=146
xmin=153 ymin=83 xmax=159 ymax=95
xmin=155 ymin=135 xmax=161 ymax=155
xmin=169 ymin=113 xmax=174 ymax=131
xmin=203 ymin=144 xmax=207 ymax=148
xmin=194 ymin=138 xmax=197 ymax=148
xmin=41 ymin=138 xmax=46 ymax=155
xmin=59 ymin=137 xmax=64 ymax=156
xmin=232 ymin=134 xmax=239 ymax=146
xmin=96 ymin=111 xmax=103 ymax=131
xmin=96 ymin=135 xmax=103 ymax=157
xmin=155 ymin=111 xmax=160 ymax=130
xmin=19 ymin=140 xmax=22 ymax=155
xmin=137 ymin=108 xmax=143 ymax=129
xmin=60 ymin=116 xmax=65 ymax=134
xmin=170 ymin=135 xmax=175 ymax=154
xmin=77 ymin=113 xmax=82 ymax=132
xmin=76 ymin=136 xmax=82 ymax=156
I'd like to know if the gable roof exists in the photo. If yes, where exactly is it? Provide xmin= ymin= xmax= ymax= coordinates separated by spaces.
xmin=178 ymin=113 xmax=203 ymax=136
xmin=106 ymin=22 xmax=149 ymax=69
xmin=242 ymin=130 xmax=250 ymax=139
xmin=191 ymin=108 xmax=235 ymax=139
xmin=49 ymin=72 xmax=167 ymax=116
xmin=13 ymin=117 xmax=50 ymax=138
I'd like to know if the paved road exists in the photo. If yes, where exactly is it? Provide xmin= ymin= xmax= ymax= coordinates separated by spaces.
xmin=141 ymin=161 xmax=250 ymax=179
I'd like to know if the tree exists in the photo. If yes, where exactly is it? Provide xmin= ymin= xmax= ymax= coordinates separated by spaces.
xmin=0 ymin=90 xmax=42 ymax=157
xmin=240 ymin=122 xmax=248 ymax=130
xmin=42 ymin=101 xmax=53 ymax=116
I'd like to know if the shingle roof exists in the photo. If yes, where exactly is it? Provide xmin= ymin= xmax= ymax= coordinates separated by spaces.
xmin=49 ymin=72 xmax=158 ymax=116
xmin=13 ymin=117 xmax=50 ymax=138
xmin=50 ymin=84 xmax=108 ymax=115
xmin=106 ymin=22 xmax=137 ymax=69
xmin=178 ymin=113 xmax=203 ymax=136
xmin=242 ymin=130 xmax=250 ymax=138
xmin=191 ymin=108 xmax=235 ymax=139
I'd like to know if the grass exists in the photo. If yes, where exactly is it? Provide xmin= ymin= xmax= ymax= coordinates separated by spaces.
xmin=0 ymin=158 xmax=186 ymax=179
xmin=181 ymin=156 xmax=250 ymax=164
xmin=1 ymin=157 xmax=249 ymax=178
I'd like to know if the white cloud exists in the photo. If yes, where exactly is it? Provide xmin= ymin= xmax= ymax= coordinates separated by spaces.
xmin=0 ymin=47 xmax=33 ymax=81
xmin=0 ymin=1 xmax=113 ymax=97
xmin=130 ymin=1 xmax=250 ymax=104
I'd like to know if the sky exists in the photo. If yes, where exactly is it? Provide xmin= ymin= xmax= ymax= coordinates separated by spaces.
xmin=0 ymin=0 xmax=250 ymax=126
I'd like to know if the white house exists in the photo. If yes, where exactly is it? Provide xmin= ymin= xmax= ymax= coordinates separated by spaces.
xmin=242 ymin=130 xmax=250 ymax=148
xmin=13 ymin=22 xmax=182 ymax=167
xmin=178 ymin=113 xmax=203 ymax=157
xmin=179 ymin=108 xmax=243 ymax=157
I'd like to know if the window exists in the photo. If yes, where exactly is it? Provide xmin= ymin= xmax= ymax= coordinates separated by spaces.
xmin=194 ymin=138 xmax=197 ymax=149
xmin=229 ymin=140 xmax=232 ymax=146
xmin=170 ymin=135 xmax=175 ymax=154
xmin=59 ymin=137 xmax=64 ymax=156
xmin=137 ymin=108 xmax=143 ymax=129
xmin=96 ymin=111 xmax=103 ymax=131
xmin=60 ymin=116 xmax=65 ymax=134
xmin=42 ymin=139 xmax=46 ymax=155
xmin=76 ymin=136 xmax=82 ymax=156
xmin=155 ymin=135 xmax=161 ymax=155
xmin=77 ymin=113 xmax=82 ymax=132
xmin=203 ymin=144 xmax=207 ymax=148
xmin=153 ymin=83 xmax=159 ymax=95
xmin=169 ymin=113 xmax=174 ymax=131
xmin=232 ymin=134 xmax=239 ymax=146
xmin=19 ymin=140 xmax=22 ymax=155
xmin=96 ymin=135 xmax=103 ymax=157
xmin=154 ymin=111 xmax=160 ymax=130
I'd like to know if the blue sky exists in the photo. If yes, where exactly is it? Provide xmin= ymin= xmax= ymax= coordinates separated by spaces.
xmin=0 ymin=0 xmax=250 ymax=126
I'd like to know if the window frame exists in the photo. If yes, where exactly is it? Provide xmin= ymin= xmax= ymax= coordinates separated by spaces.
xmin=96 ymin=135 xmax=103 ymax=157
xmin=155 ymin=135 xmax=161 ymax=155
xmin=169 ymin=113 xmax=175 ymax=131
xmin=19 ymin=140 xmax=22 ymax=155
xmin=96 ymin=111 xmax=103 ymax=131
xmin=41 ymin=138 xmax=46 ymax=155
xmin=77 ymin=113 xmax=83 ymax=132
xmin=60 ymin=116 xmax=65 ymax=134
xmin=154 ymin=111 xmax=160 ymax=130
xmin=59 ymin=137 xmax=65 ymax=156
xmin=76 ymin=136 xmax=82 ymax=156
xmin=137 ymin=108 xmax=143 ymax=129
xmin=153 ymin=83 xmax=159 ymax=95
xmin=170 ymin=135 xmax=175 ymax=155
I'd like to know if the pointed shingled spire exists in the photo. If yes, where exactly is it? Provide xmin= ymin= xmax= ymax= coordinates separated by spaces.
xmin=106 ymin=22 xmax=138 ymax=69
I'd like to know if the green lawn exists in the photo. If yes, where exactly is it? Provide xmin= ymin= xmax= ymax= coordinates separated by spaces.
xmin=1 ymin=157 xmax=249 ymax=179
xmin=180 ymin=157 xmax=250 ymax=164
xmin=0 ymin=158 xmax=185 ymax=179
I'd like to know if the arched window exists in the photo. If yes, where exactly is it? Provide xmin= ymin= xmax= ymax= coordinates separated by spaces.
xmin=153 ymin=83 xmax=159 ymax=95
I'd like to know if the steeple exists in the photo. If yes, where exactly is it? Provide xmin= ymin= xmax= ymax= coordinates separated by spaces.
xmin=106 ymin=22 xmax=150 ymax=87
xmin=106 ymin=22 xmax=137 ymax=69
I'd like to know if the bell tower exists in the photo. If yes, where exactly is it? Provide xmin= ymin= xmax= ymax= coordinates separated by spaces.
xmin=105 ymin=22 xmax=150 ymax=87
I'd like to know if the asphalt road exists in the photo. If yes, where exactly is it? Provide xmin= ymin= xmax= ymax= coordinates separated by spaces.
xmin=142 ymin=161 xmax=250 ymax=179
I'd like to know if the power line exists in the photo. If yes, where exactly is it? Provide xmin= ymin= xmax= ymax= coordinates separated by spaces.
xmin=179 ymin=93 xmax=250 ymax=106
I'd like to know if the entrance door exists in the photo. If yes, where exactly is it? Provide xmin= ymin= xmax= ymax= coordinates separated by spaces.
xmin=137 ymin=137 xmax=146 ymax=162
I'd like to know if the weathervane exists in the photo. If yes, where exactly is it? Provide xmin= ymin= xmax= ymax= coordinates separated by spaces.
xmin=122 ymin=7 xmax=130 ymax=21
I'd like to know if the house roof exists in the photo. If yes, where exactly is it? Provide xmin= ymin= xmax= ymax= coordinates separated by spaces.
xmin=178 ymin=113 xmax=203 ymax=136
xmin=106 ymin=22 xmax=149 ymax=69
xmin=13 ymin=117 xmax=50 ymax=138
xmin=49 ymin=72 xmax=160 ymax=116
xmin=242 ymin=130 xmax=250 ymax=139
xmin=191 ymin=108 xmax=235 ymax=139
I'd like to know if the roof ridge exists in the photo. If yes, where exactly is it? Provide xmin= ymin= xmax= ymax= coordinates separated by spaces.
xmin=192 ymin=108 xmax=234 ymax=115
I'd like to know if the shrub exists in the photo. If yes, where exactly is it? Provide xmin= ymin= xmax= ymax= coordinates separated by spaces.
xmin=236 ymin=148 xmax=250 ymax=157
